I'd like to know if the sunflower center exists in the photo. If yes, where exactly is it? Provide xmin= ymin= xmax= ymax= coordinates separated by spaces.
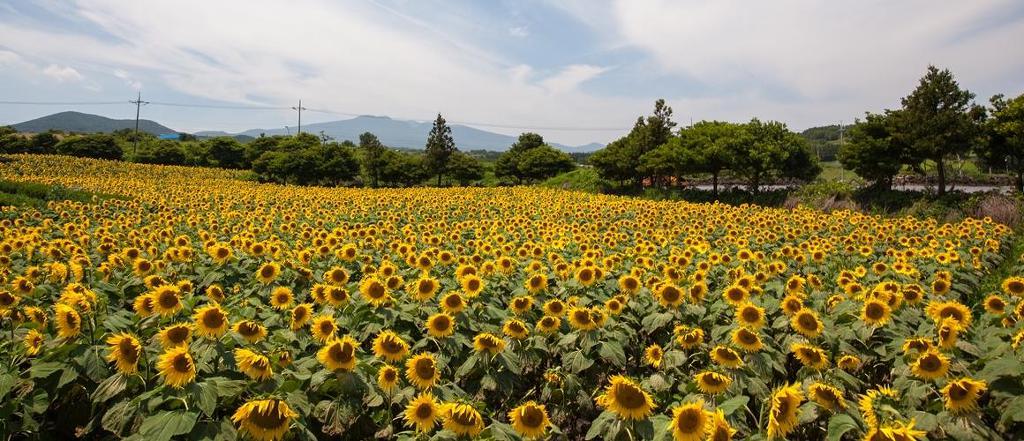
xmin=573 ymin=311 xmax=591 ymax=324
xmin=450 ymin=407 xmax=479 ymax=426
xmin=548 ymin=302 xmax=563 ymax=314
xmin=249 ymin=402 xmax=288 ymax=430
xmin=368 ymin=282 xmax=386 ymax=299
xmin=613 ymin=384 xmax=647 ymax=409
xmin=381 ymin=338 xmax=404 ymax=354
xmin=948 ymin=382 xmax=969 ymax=400
xmin=432 ymin=316 xmax=451 ymax=330
xmin=519 ymin=406 xmax=544 ymax=427
xmin=741 ymin=308 xmax=760 ymax=323
xmin=167 ymin=326 xmax=189 ymax=343
xmin=202 ymin=309 xmax=225 ymax=328
xmin=540 ymin=317 xmax=555 ymax=328
xmin=676 ymin=409 xmax=702 ymax=433
xmin=415 ymin=403 xmax=434 ymax=419
xmin=703 ymin=374 xmax=723 ymax=386
xmin=239 ymin=322 xmax=260 ymax=336
xmin=717 ymin=348 xmax=738 ymax=361
xmin=118 ymin=339 xmax=140 ymax=362
xmin=662 ymin=287 xmax=681 ymax=302
xmin=329 ymin=342 xmax=354 ymax=362
xmin=866 ymin=303 xmax=885 ymax=319
xmin=414 ymin=358 xmax=435 ymax=379
xmin=383 ymin=369 xmax=397 ymax=382
xmin=172 ymin=354 xmax=192 ymax=373
xmin=508 ymin=322 xmax=525 ymax=334
xmin=798 ymin=314 xmax=817 ymax=330
xmin=738 ymin=330 xmax=758 ymax=345
xmin=260 ymin=266 xmax=275 ymax=278
xmin=919 ymin=354 xmax=941 ymax=371
xmin=158 ymin=292 xmax=179 ymax=309
xmin=65 ymin=312 xmax=79 ymax=328
xmin=319 ymin=321 xmax=335 ymax=334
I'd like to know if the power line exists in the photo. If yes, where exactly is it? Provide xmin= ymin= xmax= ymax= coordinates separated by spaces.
xmin=0 ymin=100 xmax=125 ymax=105
xmin=291 ymin=100 xmax=307 ymax=134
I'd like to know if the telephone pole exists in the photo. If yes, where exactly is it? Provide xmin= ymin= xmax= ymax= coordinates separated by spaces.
xmin=291 ymin=99 xmax=306 ymax=134
xmin=130 ymin=91 xmax=149 ymax=155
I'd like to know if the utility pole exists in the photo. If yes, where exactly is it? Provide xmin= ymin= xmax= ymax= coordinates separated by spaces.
xmin=291 ymin=99 xmax=306 ymax=134
xmin=130 ymin=91 xmax=149 ymax=155
xmin=838 ymin=120 xmax=845 ymax=182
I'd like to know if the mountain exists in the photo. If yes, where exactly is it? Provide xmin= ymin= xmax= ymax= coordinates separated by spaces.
xmin=199 ymin=115 xmax=603 ymax=152
xmin=12 ymin=111 xmax=177 ymax=135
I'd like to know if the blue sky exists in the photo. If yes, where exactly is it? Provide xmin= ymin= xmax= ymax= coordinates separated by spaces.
xmin=2 ymin=0 xmax=1023 ymax=145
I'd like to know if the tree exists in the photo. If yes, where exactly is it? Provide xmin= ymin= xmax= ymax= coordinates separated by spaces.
xmin=895 ymin=66 xmax=984 ymax=195
xmin=359 ymin=132 xmax=387 ymax=187
xmin=517 ymin=145 xmax=575 ymax=182
xmin=678 ymin=121 xmax=744 ymax=196
xmin=591 ymin=99 xmax=675 ymax=187
xmin=134 ymin=140 xmax=187 ymax=165
xmin=244 ymin=135 xmax=284 ymax=165
xmin=313 ymin=142 xmax=360 ymax=185
xmin=381 ymin=150 xmax=430 ymax=187
xmin=54 ymin=134 xmax=123 ymax=160
xmin=729 ymin=119 xmax=818 ymax=191
xmin=31 ymin=131 xmax=60 ymax=153
xmin=838 ymin=112 xmax=907 ymax=190
xmin=590 ymin=137 xmax=641 ymax=186
xmin=0 ymin=126 xmax=16 ymax=138
xmin=424 ymin=114 xmax=456 ymax=186
xmin=447 ymin=152 xmax=484 ymax=186
xmin=495 ymin=133 xmax=546 ymax=184
xmin=979 ymin=93 xmax=1024 ymax=192
xmin=203 ymin=137 xmax=248 ymax=169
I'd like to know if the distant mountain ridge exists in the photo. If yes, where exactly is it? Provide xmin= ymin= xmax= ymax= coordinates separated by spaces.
xmin=198 ymin=115 xmax=603 ymax=152
xmin=9 ymin=111 xmax=603 ymax=152
xmin=11 ymin=111 xmax=176 ymax=135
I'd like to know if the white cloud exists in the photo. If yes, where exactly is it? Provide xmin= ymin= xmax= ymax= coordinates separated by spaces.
xmin=42 ymin=64 xmax=84 ymax=82
xmin=508 ymin=25 xmax=529 ymax=38
xmin=113 ymin=69 xmax=142 ymax=90
xmin=541 ymin=64 xmax=610 ymax=94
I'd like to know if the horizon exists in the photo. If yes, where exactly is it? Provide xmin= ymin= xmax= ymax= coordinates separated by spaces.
xmin=2 ymin=1 xmax=1024 ymax=146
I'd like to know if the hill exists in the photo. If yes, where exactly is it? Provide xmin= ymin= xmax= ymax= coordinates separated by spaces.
xmin=199 ymin=115 xmax=603 ymax=152
xmin=11 ymin=111 xmax=177 ymax=135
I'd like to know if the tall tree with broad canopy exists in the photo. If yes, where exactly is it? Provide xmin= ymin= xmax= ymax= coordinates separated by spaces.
xmin=979 ymin=93 xmax=1024 ymax=192
xmin=838 ymin=111 xmax=908 ymax=190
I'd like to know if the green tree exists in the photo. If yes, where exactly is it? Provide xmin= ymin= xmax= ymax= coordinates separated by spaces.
xmin=134 ymin=140 xmax=187 ymax=165
xmin=680 ymin=121 xmax=744 ymax=196
xmin=895 ymin=65 xmax=984 ymax=195
xmin=31 ymin=131 xmax=60 ymax=153
xmin=495 ymin=132 xmax=545 ymax=184
xmin=838 ymin=112 xmax=907 ymax=190
xmin=244 ymin=135 xmax=284 ymax=165
xmin=0 ymin=126 xmax=16 ymax=137
xmin=447 ymin=152 xmax=485 ymax=186
xmin=590 ymin=136 xmax=640 ymax=186
xmin=517 ymin=145 xmax=575 ymax=182
xmin=591 ymin=99 xmax=675 ymax=187
xmin=54 ymin=134 xmax=123 ymax=160
xmin=203 ymin=137 xmax=248 ymax=169
xmin=359 ymin=132 xmax=387 ymax=187
xmin=381 ymin=150 xmax=430 ymax=187
xmin=979 ymin=93 xmax=1024 ymax=192
xmin=424 ymin=113 xmax=456 ymax=186
xmin=729 ymin=119 xmax=818 ymax=191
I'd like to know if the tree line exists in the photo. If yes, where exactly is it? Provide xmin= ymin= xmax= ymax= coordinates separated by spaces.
xmin=840 ymin=65 xmax=1024 ymax=194
xmin=590 ymin=100 xmax=820 ymax=194
xmin=0 ymin=114 xmax=576 ymax=188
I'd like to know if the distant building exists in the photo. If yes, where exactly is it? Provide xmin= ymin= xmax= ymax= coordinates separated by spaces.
xmin=158 ymin=133 xmax=184 ymax=141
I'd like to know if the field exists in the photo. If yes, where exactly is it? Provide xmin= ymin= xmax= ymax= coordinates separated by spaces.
xmin=1 ymin=154 xmax=1024 ymax=440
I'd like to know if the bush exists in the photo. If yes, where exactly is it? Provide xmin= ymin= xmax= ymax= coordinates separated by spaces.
xmin=54 ymin=134 xmax=123 ymax=160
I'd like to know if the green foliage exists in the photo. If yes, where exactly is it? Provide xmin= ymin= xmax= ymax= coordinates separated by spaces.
xmin=0 ymin=178 xmax=127 ymax=207
xmin=494 ymin=133 xmax=575 ymax=184
xmin=540 ymin=167 xmax=607 ymax=193
xmin=359 ymin=132 xmax=388 ymax=187
xmin=250 ymin=134 xmax=360 ymax=186
xmin=979 ymin=93 xmax=1024 ymax=191
xmin=54 ymin=134 xmax=123 ymax=160
xmin=203 ymin=136 xmax=248 ymax=169
xmin=447 ymin=151 xmax=485 ymax=186
xmin=728 ymin=119 xmax=819 ymax=191
xmin=131 ymin=140 xmax=187 ymax=165
xmin=838 ymin=112 xmax=907 ymax=189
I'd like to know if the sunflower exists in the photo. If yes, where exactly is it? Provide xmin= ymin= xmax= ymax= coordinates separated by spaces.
xmin=596 ymin=375 xmax=656 ymax=420
xmin=543 ymin=299 xmax=566 ymax=316
xmin=668 ymin=400 xmax=709 ymax=441
xmin=317 ymin=335 xmax=358 ymax=372
xmin=426 ymin=313 xmax=455 ymax=338
xmin=644 ymin=344 xmax=664 ymax=368
xmin=457 ymin=274 xmax=483 ymax=298
xmin=731 ymin=327 xmax=763 ymax=352
xmin=861 ymin=299 xmax=892 ymax=326
xmin=157 ymin=346 xmax=197 ymax=388
xmin=780 ymin=294 xmax=804 ymax=316
xmin=411 ymin=276 xmax=440 ymax=302
xmin=694 ymin=371 xmax=732 ymax=394
xmin=193 ymin=304 xmax=229 ymax=338
xmin=941 ymin=377 xmax=987 ymax=413
xmin=234 ymin=320 xmax=268 ymax=344
xmin=524 ymin=273 xmax=548 ymax=294
xmin=501 ymin=319 xmax=528 ymax=340
xmin=440 ymin=292 xmax=466 ymax=314
xmin=859 ymin=386 xmax=899 ymax=429
xmin=735 ymin=303 xmax=765 ymax=329
xmin=205 ymin=284 xmax=226 ymax=303
xmin=310 ymin=315 xmax=337 ymax=343
xmin=575 ymin=266 xmax=598 ymax=286
xmin=404 ymin=393 xmax=441 ymax=432
xmin=722 ymin=285 xmax=749 ymax=306
xmin=442 ymin=402 xmax=485 ymax=437
xmin=509 ymin=401 xmax=551 ymax=439
xmin=54 ymin=304 xmax=82 ymax=339
xmin=707 ymin=409 xmax=735 ymax=441
xmin=209 ymin=243 xmax=233 ymax=265
xmin=1003 ymin=276 xmax=1024 ymax=297
xmin=910 ymin=349 xmax=949 ymax=380
xmin=926 ymin=300 xmax=972 ymax=328
xmin=766 ymin=383 xmax=803 ymax=439
xmin=790 ymin=342 xmax=830 ymax=370
xmin=536 ymin=315 xmax=561 ymax=334
xmin=509 ymin=295 xmax=534 ymax=315
xmin=231 ymin=398 xmax=297 ymax=441
xmin=932 ymin=278 xmax=951 ymax=296
xmin=158 ymin=323 xmax=193 ymax=349
xmin=605 ymin=297 xmax=625 ymax=315
xmin=256 ymin=262 xmax=280 ymax=285
xmin=404 ymin=352 xmax=441 ymax=390
xmin=268 ymin=286 xmax=293 ymax=310
xmin=618 ymin=274 xmax=641 ymax=295
xmin=656 ymin=283 xmax=685 ymax=308
xmin=290 ymin=303 xmax=312 ymax=330
xmin=675 ymin=326 xmax=705 ymax=350
xmin=147 ymin=285 xmax=182 ymax=317
xmin=105 ymin=333 xmax=142 ymax=375
xmin=710 ymin=346 xmax=743 ymax=369
xmin=984 ymin=295 xmax=1007 ymax=315
xmin=234 ymin=348 xmax=273 ymax=381
xmin=790 ymin=308 xmax=824 ymax=338
xmin=359 ymin=276 xmax=390 ymax=306
xmin=378 ymin=364 xmax=400 ymax=393
xmin=567 ymin=306 xmax=597 ymax=331
xmin=373 ymin=330 xmax=410 ymax=362
xmin=133 ymin=294 xmax=156 ymax=317
xmin=808 ymin=383 xmax=846 ymax=412
xmin=473 ymin=332 xmax=506 ymax=355
xmin=0 ymin=291 xmax=19 ymax=310
xmin=324 ymin=266 xmax=349 ymax=286
xmin=937 ymin=318 xmax=960 ymax=350
xmin=24 ymin=329 xmax=44 ymax=356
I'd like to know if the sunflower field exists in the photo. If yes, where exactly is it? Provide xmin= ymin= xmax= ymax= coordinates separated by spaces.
xmin=2 ymin=154 xmax=1024 ymax=441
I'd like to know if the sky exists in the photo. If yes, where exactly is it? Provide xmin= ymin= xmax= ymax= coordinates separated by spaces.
xmin=1 ymin=0 xmax=1023 ymax=146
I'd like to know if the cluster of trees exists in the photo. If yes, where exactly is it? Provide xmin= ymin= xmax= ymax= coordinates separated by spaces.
xmin=591 ymin=99 xmax=820 ymax=194
xmin=840 ymin=66 xmax=1024 ymax=194
xmin=494 ymin=133 xmax=575 ymax=184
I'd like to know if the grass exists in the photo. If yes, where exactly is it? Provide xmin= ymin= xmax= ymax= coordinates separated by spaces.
xmin=0 ymin=179 xmax=128 ymax=207
xmin=540 ymin=167 xmax=605 ymax=193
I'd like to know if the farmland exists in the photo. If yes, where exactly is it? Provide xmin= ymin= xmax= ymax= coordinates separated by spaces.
xmin=1 ymin=154 xmax=1023 ymax=440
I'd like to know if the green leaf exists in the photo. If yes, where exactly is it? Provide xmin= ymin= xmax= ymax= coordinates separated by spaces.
xmin=102 ymin=400 xmax=138 ymax=435
xmin=189 ymin=381 xmax=218 ymax=417
xmin=29 ymin=362 xmax=63 ymax=379
xmin=599 ymin=341 xmax=626 ymax=367
xmin=138 ymin=410 xmax=199 ymax=441
xmin=563 ymin=350 xmax=594 ymax=374
xmin=642 ymin=312 xmax=674 ymax=332
xmin=1001 ymin=396 xmax=1024 ymax=425
xmin=978 ymin=357 xmax=1023 ymax=382
xmin=585 ymin=411 xmax=616 ymax=440
xmin=91 ymin=373 xmax=128 ymax=403
xmin=826 ymin=414 xmax=857 ymax=441
xmin=718 ymin=395 xmax=750 ymax=416
xmin=455 ymin=353 xmax=478 ymax=377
